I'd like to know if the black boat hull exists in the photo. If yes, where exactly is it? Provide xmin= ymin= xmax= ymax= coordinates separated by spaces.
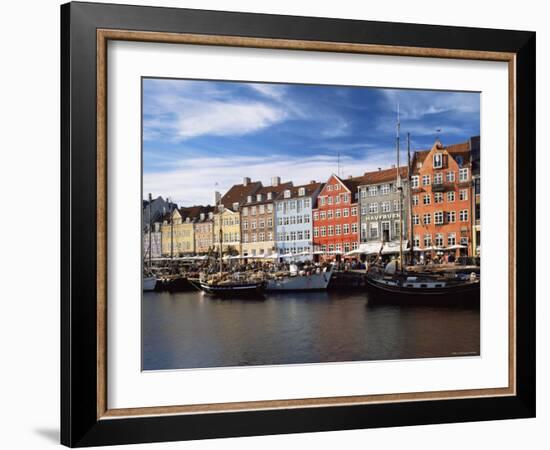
xmin=199 ymin=281 xmax=267 ymax=298
xmin=365 ymin=275 xmax=480 ymax=305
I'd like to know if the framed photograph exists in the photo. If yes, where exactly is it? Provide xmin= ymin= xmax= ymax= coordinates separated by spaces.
xmin=61 ymin=1 xmax=536 ymax=447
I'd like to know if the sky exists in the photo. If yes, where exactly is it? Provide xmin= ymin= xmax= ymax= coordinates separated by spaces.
xmin=142 ymin=78 xmax=479 ymax=207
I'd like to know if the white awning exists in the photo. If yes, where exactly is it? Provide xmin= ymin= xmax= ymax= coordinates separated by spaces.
xmin=381 ymin=240 xmax=409 ymax=254
xmin=356 ymin=242 xmax=384 ymax=255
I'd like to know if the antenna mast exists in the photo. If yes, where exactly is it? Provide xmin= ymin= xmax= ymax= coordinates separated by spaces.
xmin=396 ymin=104 xmax=404 ymax=272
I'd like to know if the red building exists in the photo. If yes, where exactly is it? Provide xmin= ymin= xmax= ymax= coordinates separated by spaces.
xmin=312 ymin=174 xmax=365 ymax=257
xmin=410 ymin=140 xmax=473 ymax=258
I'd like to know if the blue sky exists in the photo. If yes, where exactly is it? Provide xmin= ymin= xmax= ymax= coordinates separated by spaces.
xmin=143 ymin=78 xmax=479 ymax=206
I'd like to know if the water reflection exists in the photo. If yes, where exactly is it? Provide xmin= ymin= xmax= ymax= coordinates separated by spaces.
xmin=142 ymin=290 xmax=479 ymax=370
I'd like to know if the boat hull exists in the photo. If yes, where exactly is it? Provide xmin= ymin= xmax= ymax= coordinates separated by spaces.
xmin=143 ymin=276 xmax=157 ymax=292
xmin=266 ymin=271 xmax=333 ymax=291
xmin=365 ymin=274 xmax=480 ymax=305
xmin=199 ymin=281 xmax=267 ymax=298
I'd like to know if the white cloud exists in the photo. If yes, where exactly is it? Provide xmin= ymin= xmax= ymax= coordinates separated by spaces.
xmin=177 ymin=101 xmax=287 ymax=139
xmin=248 ymin=83 xmax=287 ymax=100
xmin=143 ymin=151 xmax=399 ymax=206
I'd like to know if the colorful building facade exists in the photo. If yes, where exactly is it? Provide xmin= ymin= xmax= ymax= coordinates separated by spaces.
xmin=312 ymin=174 xmax=362 ymax=256
xmin=194 ymin=209 xmax=215 ymax=254
xmin=410 ymin=140 xmax=473 ymax=257
xmin=160 ymin=208 xmax=195 ymax=256
xmin=241 ymin=177 xmax=293 ymax=257
xmin=274 ymin=182 xmax=323 ymax=257
xmin=143 ymin=222 xmax=162 ymax=259
xmin=358 ymin=167 xmax=409 ymax=250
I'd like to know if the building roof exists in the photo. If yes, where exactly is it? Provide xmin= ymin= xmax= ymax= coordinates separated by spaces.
xmin=274 ymin=182 xmax=323 ymax=200
xmin=220 ymin=181 xmax=262 ymax=210
xmin=412 ymin=140 xmax=472 ymax=173
xmin=178 ymin=205 xmax=215 ymax=222
xmin=243 ymin=181 xmax=293 ymax=206
xmin=359 ymin=166 xmax=408 ymax=186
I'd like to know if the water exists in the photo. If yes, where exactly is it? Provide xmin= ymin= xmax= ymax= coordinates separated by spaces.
xmin=142 ymin=290 xmax=479 ymax=370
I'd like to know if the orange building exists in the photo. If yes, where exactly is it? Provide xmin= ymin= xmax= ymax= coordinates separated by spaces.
xmin=410 ymin=140 xmax=473 ymax=258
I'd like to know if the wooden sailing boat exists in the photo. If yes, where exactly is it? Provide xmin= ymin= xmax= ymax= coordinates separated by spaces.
xmin=197 ymin=192 xmax=266 ymax=297
xmin=143 ymin=193 xmax=157 ymax=291
xmin=365 ymin=105 xmax=479 ymax=302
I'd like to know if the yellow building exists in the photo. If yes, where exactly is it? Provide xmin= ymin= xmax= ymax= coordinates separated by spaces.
xmin=161 ymin=208 xmax=195 ymax=256
xmin=213 ymin=208 xmax=241 ymax=255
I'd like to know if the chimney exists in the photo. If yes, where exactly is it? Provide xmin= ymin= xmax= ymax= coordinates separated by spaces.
xmin=348 ymin=175 xmax=353 ymax=179
xmin=271 ymin=176 xmax=280 ymax=187
xmin=200 ymin=213 xmax=205 ymax=221
xmin=214 ymin=191 xmax=221 ymax=205
xmin=378 ymin=167 xmax=381 ymax=171
xmin=243 ymin=177 xmax=250 ymax=186
xmin=309 ymin=180 xmax=316 ymax=184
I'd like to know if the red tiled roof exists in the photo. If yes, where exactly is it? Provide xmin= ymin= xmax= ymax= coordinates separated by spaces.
xmin=220 ymin=181 xmax=262 ymax=210
xmin=274 ymin=182 xmax=323 ymax=200
xmin=360 ymin=166 xmax=408 ymax=185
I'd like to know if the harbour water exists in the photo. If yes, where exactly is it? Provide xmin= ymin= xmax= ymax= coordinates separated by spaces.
xmin=143 ymin=290 xmax=479 ymax=370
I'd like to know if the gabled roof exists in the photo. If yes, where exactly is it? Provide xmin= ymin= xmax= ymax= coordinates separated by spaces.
xmin=412 ymin=140 xmax=472 ymax=174
xmin=275 ymin=182 xmax=323 ymax=200
xmin=179 ymin=205 xmax=215 ymax=223
xmin=358 ymin=167 xmax=408 ymax=186
xmin=244 ymin=181 xmax=293 ymax=205
xmin=220 ymin=181 xmax=262 ymax=211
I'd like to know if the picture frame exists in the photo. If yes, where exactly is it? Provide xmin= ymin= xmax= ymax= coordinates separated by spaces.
xmin=61 ymin=1 xmax=536 ymax=447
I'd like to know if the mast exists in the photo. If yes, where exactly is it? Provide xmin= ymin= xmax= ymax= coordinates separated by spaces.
xmin=148 ymin=193 xmax=152 ymax=270
xmin=396 ymin=104 xmax=404 ymax=272
xmin=169 ymin=197 xmax=174 ymax=260
xmin=407 ymin=133 xmax=414 ymax=265
xmin=218 ymin=195 xmax=223 ymax=276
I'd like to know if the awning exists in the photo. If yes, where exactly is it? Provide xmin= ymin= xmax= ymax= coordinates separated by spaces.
xmin=355 ymin=242 xmax=384 ymax=255
xmin=381 ymin=240 xmax=409 ymax=254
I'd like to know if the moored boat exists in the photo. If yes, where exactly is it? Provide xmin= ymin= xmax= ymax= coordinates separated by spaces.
xmin=143 ymin=275 xmax=157 ymax=291
xmin=198 ymin=278 xmax=267 ymax=297
xmin=267 ymin=265 xmax=334 ymax=291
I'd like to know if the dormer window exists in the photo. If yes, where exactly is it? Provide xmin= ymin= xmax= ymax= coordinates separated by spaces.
xmin=256 ymin=194 xmax=262 ymax=202
xmin=232 ymin=202 xmax=239 ymax=211
xmin=208 ymin=212 xmax=213 ymax=219
xmin=433 ymin=153 xmax=443 ymax=169
xmin=298 ymin=187 xmax=305 ymax=196
xmin=247 ymin=195 xmax=252 ymax=203
xmin=267 ymin=192 xmax=272 ymax=200
xmin=185 ymin=217 xmax=190 ymax=223
xmin=284 ymin=189 xmax=291 ymax=198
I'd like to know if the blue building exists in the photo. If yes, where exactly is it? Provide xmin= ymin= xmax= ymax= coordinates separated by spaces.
xmin=274 ymin=182 xmax=323 ymax=258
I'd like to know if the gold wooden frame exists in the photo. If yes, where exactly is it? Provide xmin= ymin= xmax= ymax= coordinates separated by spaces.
xmin=96 ymin=29 xmax=516 ymax=420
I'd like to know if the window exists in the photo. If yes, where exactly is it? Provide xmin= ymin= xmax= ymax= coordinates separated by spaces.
xmin=413 ymin=235 xmax=420 ymax=247
xmin=319 ymin=197 xmax=325 ymax=205
xmin=459 ymin=168 xmax=469 ymax=182
xmin=313 ymin=211 xmax=319 ymax=220
xmin=434 ymin=192 xmax=443 ymax=203
xmin=360 ymin=188 xmax=367 ymax=198
xmin=320 ymin=211 xmax=326 ymax=220
xmin=313 ymin=228 xmax=319 ymax=237
xmin=368 ymin=186 xmax=378 ymax=196
xmin=423 ymin=194 xmax=431 ymax=205
xmin=423 ymin=213 xmax=432 ymax=225
xmin=394 ymin=200 xmax=399 ymax=211
xmin=328 ymin=244 xmax=334 ymax=252
xmin=446 ymin=171 xmax=455 ymax=182
xmin=446 ymin=211 xmax=456 ymax=223
xmin=351 ymin=223 xmax=358 ymax=233
xmin=343 ymin=223 xmax=350 ymax=234
xmin=411 ymin=176 xmax=419 ymax=188
xmin=434 ymin=172 xmax=443 ymax=185
xmin=290 ymin=216 xmax=296 ymax=225
xmin=460 ymin=236 xmax=468 ymax=246
xmin=433 ymin=153 xmax=443 ymax=168
xmin=335 ymin=225 xmax=341 ymax=235
xmin=243 ymin=221 xmax=248 ymax=230
xmin=328 ymin=226 xmax=334 ymax=236
xmin=447 ymin=191 xmax=455 ymax=202
xmin=267 ymin=204 xmax=273 ymax=212
xmin=334 ymin=184 xmax=340 ymax=190
xmin=259 ymin=205 xmax=265 ymax=214
xmin=459 ymin=189 xmax=468 ymax=201
xmin=351 ymin=207 xmax=358 ymax=216
xmin=327 ymin=210 xmax=333 ymax=219
xmin=344 ymin=243 xmax=350 ymax=252
xmin=320 ymin=226 xmax=326 ymax=237
xmin=334 ymin=195 xmax=340 ymax=204
xmin=381 ymin=184 xmax=390 ymax=195
xmin=242 ymin=207 xmax=248 ymax=216
xmin=352 ymin=242 xmax=358 ymax=250
xmin=304 ymin=214 xmax=310 ymax=223
xmin=447 ymin=233 xmax=456 ymax=246
xmin=422 ymin=175 xmax=431 ymax=186
xmin=435 ymin=233 xmax=444 ymax=247
xmin=369 ymin=222 xmax=379 ymax=238
xmin=327 ymin=196 xmax=333 ymax=205
xmin=259 ymin=232 xmax=265 ymax=242
xmin=251 ymin=206 xmax=256 ymax=216
xmin=289 ymin=231 xmax=296 ymax=241
xmin=343 ymin=208 xmax=349 ymax=217
xmin=460 ymin=209 xmax=469 ymax=221
xmin=304 ymin=198 xmax=311 ymax=208
xmin=394 ymin=221 xmax=401 ymax=237
xmin=305 ymin=230 xmax=311 ymax=240
xmin=381 ymin=202 xmax=391 ymax=213
xmin=267 ymin=218 xmax=273 ymax=227
xmin=335 ymin=209 xmax=341 ymax=218
xmin=343 ymin=193 xmax=350 ymax=203
xmin=369 ymin=203 xmax=379 ymax=213
xmin=298 ymin=187 xmax=305 ymax=196
xmin=327 ymin=185 xmax=332 ymax=192
xmin=424 ymin=234 xmax=432 ymax=247
xmin=412 ymin=214 xmax=420 ymax=225
xmin=434 ymin=211 xmax=444 ymax=225
xmin=412 ymin=195 xmax=419 ymax=206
